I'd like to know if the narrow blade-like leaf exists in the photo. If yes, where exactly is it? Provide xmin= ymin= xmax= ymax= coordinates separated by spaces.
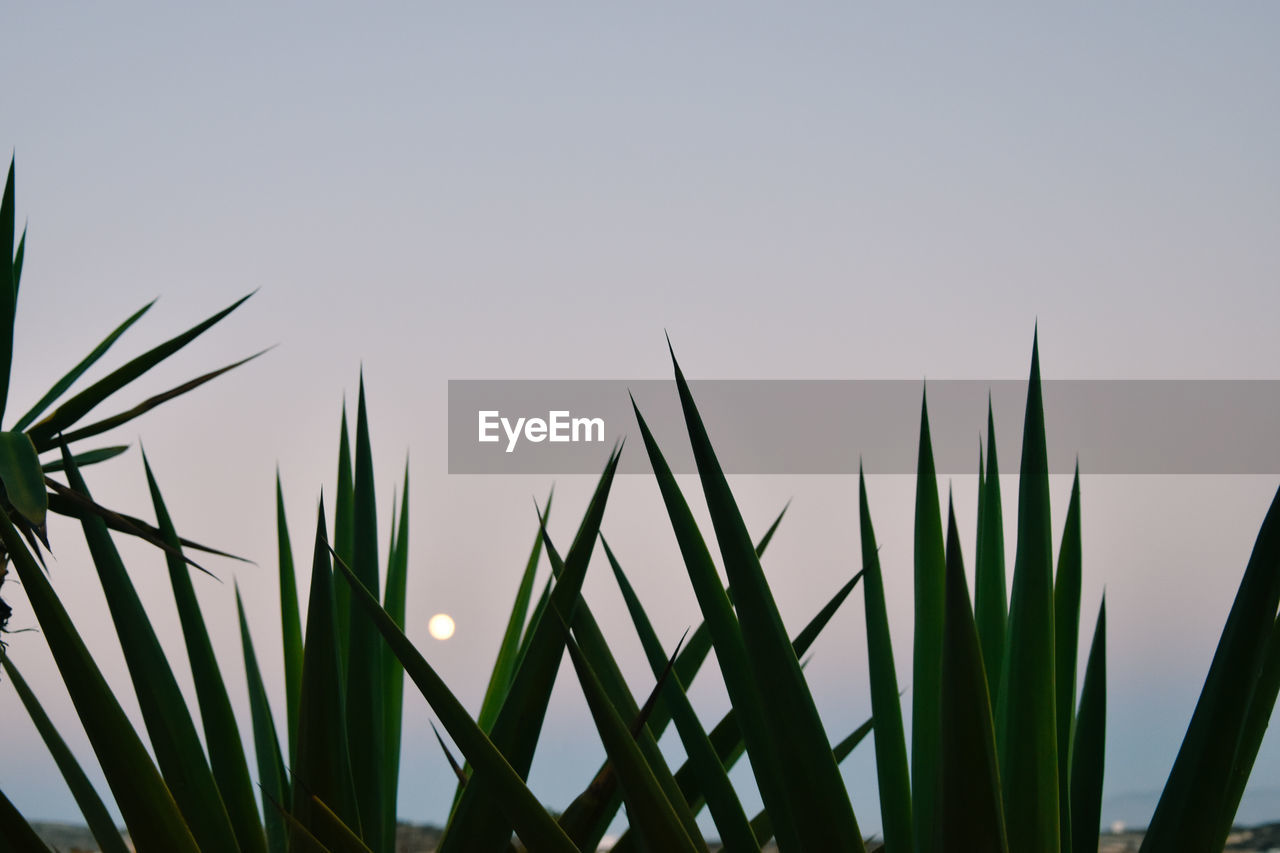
xmin=381 ymin=465 xmax=411 ymax=850
xmin=939 ymin=499 xmax=1008 ymax=853
xmin=277 ymin=471 xmax=303 ymax=765
xmin=441 ymin=447 xmax=620 ymax=853
xmin=13 ymin=299 xmax=156 ymax=432
xmin=0 ymin=512 xmax=199 ymax=851
xmin=1070 ymin=600 xmax=1106 ymax=853
xmin=237 ymin=587 xmax=291 ymax=853
xmin=146 ymin=454 xmax=267 ymax=853
xmin=605 ymin=538 xmax=758 ymax=852
xmin=995 ymin=333 xmax=1060 ymax=853
xmin=334 ymin=554 xmax=580 ymax=853
xmin=975 ymin=400 xmax=1008 ymax=700
xmin=292 ymin=501 xmax=361 ymax=849
xmin=1143 ymin=482 xmax=1280 ymax=850
xmin=1 ymin=657 xmax=131 ymax=853
xmin=28 ymin=291 xmax=255 ymax=448
xmin=61 ymin=447 xmax=241 ymax=853
xmin=1053 ymin=466 xmax=1082 ymax=853
xmin=859 ymin=469 xmax=913 ymax=853
xmin=911 ymin=389 xmax=947 ymax=853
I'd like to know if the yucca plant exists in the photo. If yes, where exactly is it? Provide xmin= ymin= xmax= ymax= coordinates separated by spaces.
xmin=3 ymin=152 xmax=1278 ymax=852
xmin=857 ymin=335 xmax=1280 ymax=853
xmin=0 ymin=158 xmax=260 ymax=638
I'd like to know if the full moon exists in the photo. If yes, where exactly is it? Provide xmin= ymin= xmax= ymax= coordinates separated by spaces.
xmin=428 ymin=613 xmax=456 ymax=641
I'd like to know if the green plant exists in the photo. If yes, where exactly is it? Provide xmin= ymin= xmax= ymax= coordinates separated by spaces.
xmin=0 ymin=158 xmax=259 ymax=638
xmin=3 ymin=153 xmax=1278 ymax=853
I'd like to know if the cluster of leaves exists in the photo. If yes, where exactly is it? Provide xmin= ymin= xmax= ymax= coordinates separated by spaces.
xmin=2 ymin=156 xmax=1279 ymax=852
xmin=0 ymin=159 xmax=260 ymax=638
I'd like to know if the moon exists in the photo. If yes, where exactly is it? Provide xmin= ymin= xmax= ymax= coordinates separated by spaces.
xmin=428 ymin=613 xmax=456 ymax=641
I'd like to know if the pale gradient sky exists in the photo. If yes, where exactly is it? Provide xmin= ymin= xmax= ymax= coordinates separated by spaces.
xmin=2 ymin=2 xmax=1279 ymax=835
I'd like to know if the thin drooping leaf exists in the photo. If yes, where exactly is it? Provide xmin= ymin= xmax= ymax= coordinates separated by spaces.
xmin=0 ymin=158 xmax=15 ymax=427
xmin=1070 ymin=600 xmax=1106 ymax=853
xmin=277 ymin=471 xmax=303 ymax=765
xmin=858 ymin=469 xmax=912 ymax=853
xmin=44 ymin=482 xmax=237 ymax=568
xmin=292 ymin=501 xmax=361 ymax=849
xmin=39 ymin=444 xmax=129 ymax=472
xmin=344 ymin=378 xmax=385 ymax=853
xmin=27 ymin=291 xmax=255 ymax=449
xmin=1218 ymin=613 xmax=1280 ymax=847
xmin=333 ymin=405 xmax=355 ymax=680
xmin=911 ymin=389 xmax=947 ymax=853
xmin=13 ymin=299 xmax=156 ymax=432
xmin=146 ymin=454 xmax=268 ymax=853
xmin=334 ymin=552 xmax=580 ymax=853
xmin=1142 ymin=482 xmax=1280 ymax=851
xmin=1 ymin=657 xmax=131 ymax=853
xmin=975 ymin=400 xmax=1008 ymax=700
xmin=0 ymin=430 xmax=46 ymax=524
xmin=237 ymin=586 xmax=291 ymax=853
xmin=381 ymin=466 xmax=411 ymax=850
xmin=57 ymin=349 xmax=268 ymax=445
xmin=0 ymin=512 xmax=199 ymax=852
xmin=995 ymin=334 xmax=1060 ymax=853
xmin=561 ymin=628 xmax=704 ymax=853
xmin=61 ymin=447 xmax=241 ymax=853
xmin=632 ymin=398 xmax=804 ymax=851
xmin=605 ymin=538 xmax=759 ymax=852
xmin=0 ymin=787 xmax=53 ymax=853
xmin=441 ymin=446 xmax=620 ymax=853
xmin=939 ymin=498 xmax=1008 ymax=853
xmin=1054 ymin=466 xmax=1082 ymax=853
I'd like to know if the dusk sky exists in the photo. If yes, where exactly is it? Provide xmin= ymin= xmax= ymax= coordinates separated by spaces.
xmin=2 ymin=3 xmax=1279 ymax=835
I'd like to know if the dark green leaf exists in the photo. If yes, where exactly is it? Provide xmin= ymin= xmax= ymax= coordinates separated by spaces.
xmin=0 ymin=511 xmax=199 ymax=851
xmin=13 ymin=300 xmax=156 ymax=433
xmin=0 ymin=430 xmax=46 ymax=524
xmin=995 ymin=333 xmax=1060 ymax=853
xmin=39 ymin=444 xmax=129 ymax=472
xmin=975 ymin=400 xmax=1008 ymax=701
xmin=334 ymin=551 xmax=580 ymax=853
xmin=911 ymin=389 xmax=947 ymax=853
xmin=277 ymin=471 xmax=303 ymax=766
xmin=441 ymin=446 xmax=620 ymax=853
xmin=61 ymin=446 xmax=241 ymax=853
xmin=1 ymin=657 xmax=131 ymax=853
xmin=237 ymin=586 xmax=291 ymax=853
xmin=27 ymin=291 xmax=254 ymax=448
xmin=1054 ymin=466 xmax=1082 ymax=853
xmin=858 ymin=469 xmax=913 ymax=853
xmin=344 ymin=378 xmax=385 ymax=852
xmin=1070 ymin=600 xmax=1106 ymax=853
xmin=939 ymin=498 xmax=1008 ymax=853
xmin=292 ymin=501 xmax=361 ymax=849
xmin=146 ymin=454 xmax=267 ymax=853
xmin=1143 ymin=483 xmax=1280 ymax=850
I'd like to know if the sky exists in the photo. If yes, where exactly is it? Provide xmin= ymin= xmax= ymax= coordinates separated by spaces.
xmin=2 ymin=1 xmax=1280 ymax=836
